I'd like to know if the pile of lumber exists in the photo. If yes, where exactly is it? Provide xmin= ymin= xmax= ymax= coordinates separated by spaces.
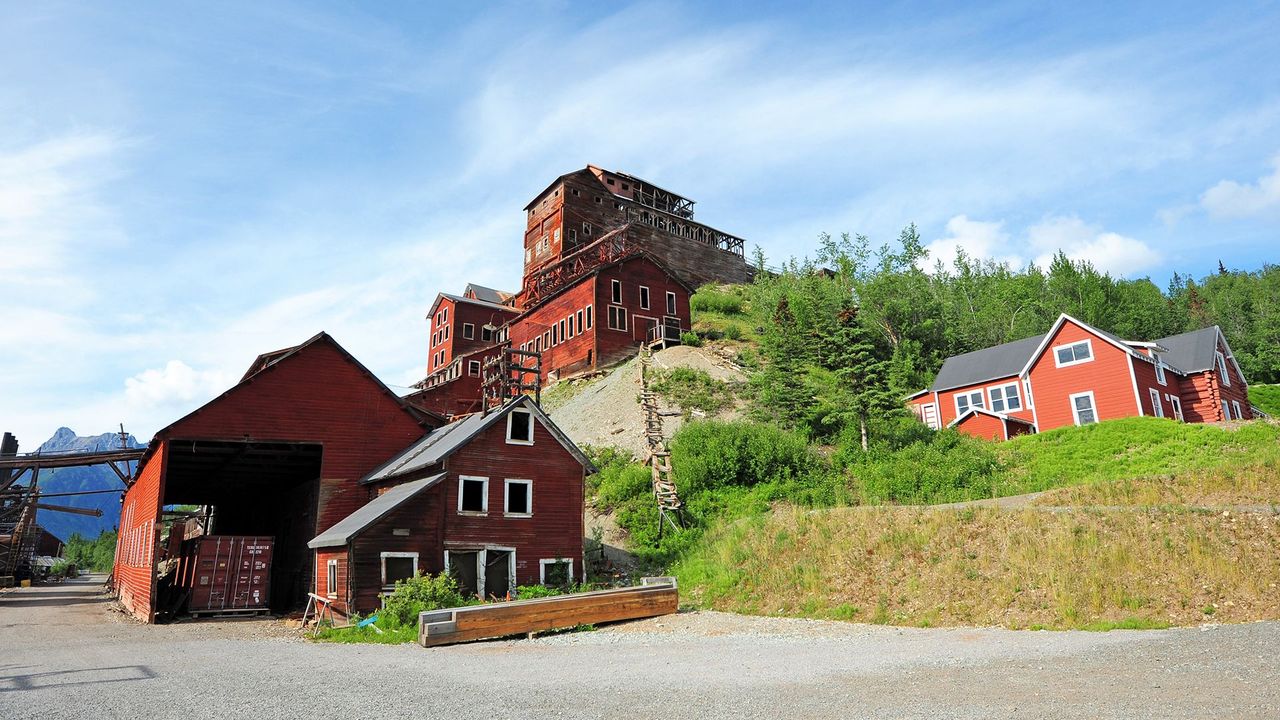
xmin=419 ymin=578 xmax=677 ymax=647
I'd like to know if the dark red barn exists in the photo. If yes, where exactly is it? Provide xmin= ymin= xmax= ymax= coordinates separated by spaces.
xmin=308 ymin=395 xmax=593 ymax=615
xmin=113 ymin=333 xmax=441 ymax=622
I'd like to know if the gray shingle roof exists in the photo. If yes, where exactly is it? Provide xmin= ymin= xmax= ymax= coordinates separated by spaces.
xmin=1154 ymin=326 xmax=1220 ymax=374
xmin=930 ymin=334 xmax=1045 ymax=392
xmin=440 ymin=292 xmax=516 ymax=313
xmin=360 ymin=395 xmax=595 ymax=485
xmin=307 ymin=473 xmax=445 ymax=548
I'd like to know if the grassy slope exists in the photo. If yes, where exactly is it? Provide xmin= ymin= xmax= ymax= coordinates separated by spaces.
xmin=992 ymin=417 xmax=1280 ymax=496
xmin=1250 ymin=384 xmax=1280 ymax=416
xmin=671 ymin=418 xmax=1280 ymax=629
xmin=674 ymin=500 xmax=1280 ymax=629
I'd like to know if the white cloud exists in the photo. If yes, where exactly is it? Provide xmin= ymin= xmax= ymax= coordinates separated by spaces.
xmin=1199 ymin=155 xmax=1280 ymax=218
xmin=1027 ymin=216 xmax=1160 ymax=275
xmin=124 ymin=360 xmax=229 ymax=410
xmin=924 ymin=214 xmax=1159 ymax=277
xmin=922 ymin=215 xmax=1022 ymax=271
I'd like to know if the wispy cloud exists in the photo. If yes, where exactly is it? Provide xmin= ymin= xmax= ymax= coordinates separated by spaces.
xmin=924 ymin=214 xmax=1159 ymax=277
xmin=1200 ymin=154 xmax=1280 ymax=218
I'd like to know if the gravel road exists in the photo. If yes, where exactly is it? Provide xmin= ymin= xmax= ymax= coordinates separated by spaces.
xmin=2 ymin=575 xmax=1277 ymax=719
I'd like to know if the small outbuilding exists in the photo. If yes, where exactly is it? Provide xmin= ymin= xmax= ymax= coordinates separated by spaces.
xmin=308 ymin=395 xmax=593 ymax=615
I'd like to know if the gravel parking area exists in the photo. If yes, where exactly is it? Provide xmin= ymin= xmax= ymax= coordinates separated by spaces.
xmin=2 ymin=575 xmax=1277 ymax=719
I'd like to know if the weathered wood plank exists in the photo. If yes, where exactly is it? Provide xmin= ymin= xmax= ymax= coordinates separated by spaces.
xmin=419 ymin=582 xmax=677 ymax=647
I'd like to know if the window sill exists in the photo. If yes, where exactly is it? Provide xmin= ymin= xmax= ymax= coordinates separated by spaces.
xmin=505 ymin=439 xmax=534 ymax=446
xmin=504 ymin=512 xmax=533 ymax=519
xmin=457 ymin=510 xmax=488 ymax=517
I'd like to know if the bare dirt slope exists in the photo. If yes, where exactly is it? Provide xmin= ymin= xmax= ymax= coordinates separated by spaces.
xmin=543 ymin=344 xmax=745 ymax=459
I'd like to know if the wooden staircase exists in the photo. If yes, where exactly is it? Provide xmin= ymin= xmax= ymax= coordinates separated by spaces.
xmin=639 ymin=343 xmax=683 ymax=535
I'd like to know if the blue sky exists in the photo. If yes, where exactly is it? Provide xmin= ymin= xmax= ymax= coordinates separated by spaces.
xmin=2 ymin=1 xmax=1278 ymax=446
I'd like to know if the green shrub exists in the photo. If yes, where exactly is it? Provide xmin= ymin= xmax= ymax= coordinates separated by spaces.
xmin=50 ymin=559 xmax=76 ymax=578
xmin=649 ymin=367 xmax=733 ymax=416
xmin=671 ymin=420 xmax=819 ymax=494
xmin=379 ymin=571 xmax=471 ymax=627
xmin=837 ymin=428 xmax=1002 ymax=504
xmin=680 ymin=331 xmax=703 ymax=347
xmin=690 ymin=286 xmax=744 ymax=315
xmin=722 ymin=323 xmax=743 ymax=341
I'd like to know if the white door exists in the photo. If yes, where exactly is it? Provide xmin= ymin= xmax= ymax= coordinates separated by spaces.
xmin=922 ymin=403 xmax=939 ymax=429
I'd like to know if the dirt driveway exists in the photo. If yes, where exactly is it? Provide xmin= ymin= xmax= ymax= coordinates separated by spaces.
xmin=2 ymin=575 xmax=1277 ymax=719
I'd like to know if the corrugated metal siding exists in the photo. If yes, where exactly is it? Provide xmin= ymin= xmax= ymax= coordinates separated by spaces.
xmin=1027 ymin=319 xmax=1140 ymax=430
xmin=113 ymin=441 xmax=167 ymax=622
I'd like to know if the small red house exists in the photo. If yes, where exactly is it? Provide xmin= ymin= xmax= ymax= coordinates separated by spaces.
xmin=308 ymin=395 xmax=593 ymax=615
xmin=909 ymin=314 xmax=1255 ymax=440
xmin=113 ymin=333 xmax=442 ymax=622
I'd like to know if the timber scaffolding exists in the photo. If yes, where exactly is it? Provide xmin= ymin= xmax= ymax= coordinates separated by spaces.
xmin=481 ymin=345 xmax=542 ymax=413
xmin=0 ymin=431 xmax=144 ymax=584
xmin=638 ymin=338 xmax=684 ymax=536
xmin=521 ymin=225 xmax=633 ymax=307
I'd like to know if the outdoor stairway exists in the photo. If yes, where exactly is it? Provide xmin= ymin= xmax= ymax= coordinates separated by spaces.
xmin=639 ymin=343 xmax=683 ymax=533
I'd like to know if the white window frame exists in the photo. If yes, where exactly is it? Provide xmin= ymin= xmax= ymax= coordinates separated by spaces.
xmin=666 ymin=291 xmax=677 ymax=316
xmin=608 ymin=305 xmax=628 ymax=332
xmin=1069 ymin=390 xmax=1098 ymax=426
xmin=1022 ymin=378 xmax=1035 ymax=409
xmin=462 ymin=322 xmax=475 ymax=340
xmin=506 ymin=408 xmax=535 ymax=445
xmin=1169 ymin=394 xmax=1183 ymax=421
xmin=326 ymin=559 xmax=338 ymax=599
xmin=988 ymin=382 xmax=1022 ymax=413
xmin=1053 ymin=339 xmax=1094 ymax=368
xmin=1232 ymin=400 xmax=1243 ymax=420
xmin=380 ymin=551 xmax=418 ymax=589
xmin=1154 ymin=359 xmax=1166 ymax=386
xmin=1216 ymin=351 xmax=1231 ymax=386
xmin=585 ymin=304 xmax=593 ymax=330
xmin=954 ymin=389 xmax=985 ymax=416
xmin=611 ymin=279 xmax=622 ymax=304
xmin=538 ymin=558 xmax=575 ymax=586
xmin=1149 ymin=388 xmax=1163 ymax=418
xmin=1222 ymin=401 xmax=1232 ymax=421
xmin=457 ymin=475 xmax=489 ymax=514
xmin=468 ymin=360 xmax=480 ymax=377
xmin=504 ymin=479 xmax=533 ymax=518
xmin=445 ymin=546 xmax=517 ymax=599
xmin=639 ymin=285 xmax=651 ymax=310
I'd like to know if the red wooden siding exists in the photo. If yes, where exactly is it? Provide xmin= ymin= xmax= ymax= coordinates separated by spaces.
xmin=931 ymin=375 xmax=1034 ymax=428
xmin=1026 ymin=319 xmax=1140 ymax=430
xmin=315 ymin=547 xmax=349 ymax=614
xmin=165 ymin=339 xmax=429 ymax=537
xmin=442 ymin=414 xmax=584 ymax=589
xmin=509 ymin=277 xmax=598 ymax=381
xmin=1212 ymin=337 xmax=1253 ymax=419
xmin=349 ymin=487 xmax=444 ymax=612
xmin=113 ymin=441 xmax=167 ymax=622
xmin=594 ymin=257 xmax=690 ymax=368
xmin=427 ymin=297 xmax=519 ymax=376
xmin=952 ymin=412 xmax=1006 ymax=441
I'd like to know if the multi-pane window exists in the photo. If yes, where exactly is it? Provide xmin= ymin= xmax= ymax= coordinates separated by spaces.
xmin=608 ymin=306 xmax=628 ymax=331
xmin=1149 ymin=388 xmax=1164 ymax=418
xmin=1232 ymin=400 xmax=1243 ymax=419
xmin=1154 ymin=358 xmax=1166 ymax=385
xmin=955 ymin=389 xmax=985 ymax=416
xmin=989 ymin=383 xmax=1022 ymax=413
xmin=1216 ymin=351 xmax=1231 ymax=386
xmin=1054 ymin=340 xmax=1093 ymax=367
xmin=1071 ymin=392 xmax=1097 ymax=425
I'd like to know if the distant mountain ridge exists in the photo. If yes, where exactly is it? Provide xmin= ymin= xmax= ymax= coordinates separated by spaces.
xmin=27 ymin=428 xmax=144 ymax=542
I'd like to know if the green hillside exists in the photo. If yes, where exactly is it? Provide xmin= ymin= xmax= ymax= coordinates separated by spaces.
xmin=1250 ymin=384 xmax=1280 ymax=416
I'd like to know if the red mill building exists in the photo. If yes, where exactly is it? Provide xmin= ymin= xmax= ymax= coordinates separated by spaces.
xmin=408 ymin=165 xmax=753 ymax=417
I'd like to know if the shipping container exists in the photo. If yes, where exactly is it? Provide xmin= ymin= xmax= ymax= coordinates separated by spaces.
xmin=179 ymin=535 xmax=274 ymax=615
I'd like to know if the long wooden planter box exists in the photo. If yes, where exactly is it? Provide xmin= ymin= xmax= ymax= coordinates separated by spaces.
xmin=418 ymin=578 xmax=677 ymax=647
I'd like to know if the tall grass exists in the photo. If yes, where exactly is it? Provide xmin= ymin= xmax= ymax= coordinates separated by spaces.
xmin=1249 ymin=384 xmax=1280 ymax=416
xmin=674 ymin=503 xmax=1280 ymax=629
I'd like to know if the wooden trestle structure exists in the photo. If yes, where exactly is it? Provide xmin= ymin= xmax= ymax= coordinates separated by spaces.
xmin=638 ymin=342 xmax=683 ymax=536
xmin=481 ymin=345 xmax=542 ymax=412
xmin=0 ymin=431 xmax=144 ymax=583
